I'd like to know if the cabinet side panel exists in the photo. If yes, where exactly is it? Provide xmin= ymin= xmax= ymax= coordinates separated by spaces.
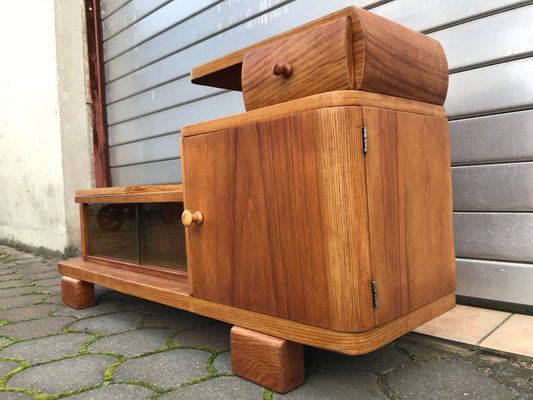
xmin=364 ymin=107 xmax=455 ymax=326
xmin=183 ymin=107 xmax=374 ymax=331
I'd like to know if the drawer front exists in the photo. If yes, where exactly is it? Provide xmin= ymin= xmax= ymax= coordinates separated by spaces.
xmin=241 ymin=17 xmax=354 ymax=111
xmin=182 ymin=106 xmax=374 ymax=332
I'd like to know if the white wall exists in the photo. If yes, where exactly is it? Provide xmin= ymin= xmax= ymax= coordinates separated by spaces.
xmin=0 ymin=0 xmax=92 ymax=254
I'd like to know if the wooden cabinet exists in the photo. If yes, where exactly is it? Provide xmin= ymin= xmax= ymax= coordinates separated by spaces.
xmin=59 ymin=6 xmax=456 ymax=393
xmin=182 ymin=99 xmax=455 ymax=333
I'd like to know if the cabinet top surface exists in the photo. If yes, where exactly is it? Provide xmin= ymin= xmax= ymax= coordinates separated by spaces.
xmin=181 ymin=90 xmax=446 ymax=137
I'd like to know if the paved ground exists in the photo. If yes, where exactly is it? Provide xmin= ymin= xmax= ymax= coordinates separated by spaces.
xmin=0 ymin=246 xmax=531 ymax=400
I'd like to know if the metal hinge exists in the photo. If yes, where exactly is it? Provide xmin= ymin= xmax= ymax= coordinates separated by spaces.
xmin=371 ymin=280 xmax=379 ymax=308
xmin=362 ymin=127 xmax=368 ymax=154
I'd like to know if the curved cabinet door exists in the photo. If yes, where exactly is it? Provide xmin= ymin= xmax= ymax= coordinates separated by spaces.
xmin=182 ymin=106 xmax=375 ymax=332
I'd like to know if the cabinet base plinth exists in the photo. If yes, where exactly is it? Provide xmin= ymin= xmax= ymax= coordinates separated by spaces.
xmin=231 ymin=326 xmax=304 ymax=393
xmin=58 ymin=258 xmax=455 ymax=355
xmin=61 ymin=276 xmax=95 ymax=309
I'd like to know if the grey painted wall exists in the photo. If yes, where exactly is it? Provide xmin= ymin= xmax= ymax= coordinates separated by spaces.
xmin=100 ymin=0 xmax=533 ymax=306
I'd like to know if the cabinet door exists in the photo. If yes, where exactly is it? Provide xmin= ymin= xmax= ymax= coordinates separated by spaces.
xmin=363 ymin=107 xmax=456 ymax=327
xmin=182 ymin=106 xmax=374 ymax=332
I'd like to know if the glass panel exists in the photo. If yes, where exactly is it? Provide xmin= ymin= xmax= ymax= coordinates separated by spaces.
xmin=87 ymin=203 xmax=139 ymax=263
xmin=140 ymin=202 xmax=187 ymax=272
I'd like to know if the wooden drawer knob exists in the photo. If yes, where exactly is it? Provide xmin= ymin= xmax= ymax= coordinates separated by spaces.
xmin=182 ymin=210 xmax=203 ymax=227
xmin=272 ymin=62 xmax=292 ymax=78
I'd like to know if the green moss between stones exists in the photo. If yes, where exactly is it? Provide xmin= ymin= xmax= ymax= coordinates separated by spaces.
xmin=0 ymin=254 xmax=17 ymax=264
xmin=104 ymin=358 xmax=126 ymax=381
xmin=0 ymin=358 xmax=30 ymax=387
xmin=79 ymin=333 xmax=104 ymax=354
xmin=120 ymin=379 xmax=170 ymax=394
xmin=0 ymin=386 xmax=45 ymax=399
xmin=263 ymin=389 xmax=274 ymax=400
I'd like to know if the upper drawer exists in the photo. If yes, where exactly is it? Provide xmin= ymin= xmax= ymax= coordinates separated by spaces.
xmin=191 ymin=7 xmax=449 ymax=107
xmin=242 ymin=17 xmax=354 ymax=111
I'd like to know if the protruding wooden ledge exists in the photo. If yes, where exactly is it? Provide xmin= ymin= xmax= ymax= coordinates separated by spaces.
xmin=192 ymin=6 xmax=448 ymax=105
xmin=58 ymin=258 xmax=455 ymax=355
xmin=75 ymin=184 xmax=183 ymax=203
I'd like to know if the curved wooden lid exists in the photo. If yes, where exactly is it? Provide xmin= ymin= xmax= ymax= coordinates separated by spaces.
xmin=191 ymin=7 xmax=448 ymax=106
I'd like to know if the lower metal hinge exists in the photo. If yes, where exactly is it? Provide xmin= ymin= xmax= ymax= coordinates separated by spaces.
xmin=371 ymin=280 xmax=379 ymax=308
xmin=362 ymin=127 xmax=368 ymax=154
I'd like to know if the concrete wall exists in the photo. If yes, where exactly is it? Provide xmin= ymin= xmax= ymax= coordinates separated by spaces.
xmin=0 ymin=0 xmax=92 ymax=254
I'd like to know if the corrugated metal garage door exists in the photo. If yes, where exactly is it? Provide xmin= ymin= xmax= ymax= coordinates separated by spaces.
xmin=100 ymin=0 xmax=533 ymax=308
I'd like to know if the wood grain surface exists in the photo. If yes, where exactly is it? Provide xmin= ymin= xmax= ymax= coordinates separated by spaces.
xmin=61 ymin=276 xmax=95 ymax=309
xmin=191 ymin=6 xmax=448 ymax=105
xmin=75 ymin=184 xmax=183 ymax=203
xmin=182 ymin=106 xmax=374 ymax=332
xmin=80 ymin=204 xmax=90 ymax=259
xmin=84 ymin=255 xmax=188 ymax=282
xmin=231 ymin=326 xmax=304 ymax=393
xmin=363 ymin=107 xmax=456 ymax=326
xmin=58 ymin=258 xmax=455 ymax=355
xmin=242 ymin=17 xmax=354 ymax=110
xmin=181 ymin=91 xmax=446 ymax=137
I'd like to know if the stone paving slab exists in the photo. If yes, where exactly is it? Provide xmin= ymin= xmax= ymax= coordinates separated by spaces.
xmin=173 ymin=322 xmax=231 ymax=350
xmin=0 ymin=333 xmax=91 ymax=364
xmin=89 ymin=328 xmax=172 ymax=356
xmin=275 ymin=369 xmax=389 ymax=400
xmin=141 ymin=308 xmax=212 ymax=331
xmin=306 ymin=342 xmax=410 ymax=375
xmin=12 ymin=262 xmax=55 ymax=272
xmin=43 ymin=294 xmax=63 ymax=305
xmin=0 ymin=360 xmax=20 ymax=377
xmin=0 ymin=391 xmax=34 ymax=399
xmin=0 ymin=246 xmax=532 ymax=400
xmin=69 ymin=312 xmax=143 ymax=335
xmin=0 ymin=317 xmax=75 ymax=340
xmin=31 ymin=277 xmax=61 ymax=288
xmin=0 ymin=287 xmax=38 ymax=298
xmin=55 ymin=300 xmax=122 ymax=318
xmin=26 ymin=271 xmax=61 ymax=281
xmin=35 ymin=286 xmax=62 ymax=296
xmin=161 ymin=376 xmax=265 ymax=400
xmin=0 ymin=294 xmax=47 ymax=309
xmin=113 ymin=349 xmax=211 ymax=389
xmin=7 ymin=354 xmax=116 ymax=394
xmin=0 ymin=280 xmax=33 ymax=289
xmin=387 ymin=358 xmax=517 ymax=400
xmin=212 ymin=351 xmax=232 ymax=374
xmin=65 ymin=383 xmax=155 ymax=399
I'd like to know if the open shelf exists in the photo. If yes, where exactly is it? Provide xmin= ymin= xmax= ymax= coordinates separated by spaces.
xmin=76 ymin=185 xmax=187 ymax=279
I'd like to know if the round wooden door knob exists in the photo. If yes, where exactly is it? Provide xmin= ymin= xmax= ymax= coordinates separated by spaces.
xmin=272 ymin=62 xmax=292 ymax=78
xmin=181 ymin=210 xmax=203 ymax=227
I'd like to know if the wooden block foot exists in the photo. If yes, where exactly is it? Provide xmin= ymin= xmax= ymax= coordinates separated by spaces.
xmin=231 ymin=326 xmax=304 ymax=393
xmin=61 ymin=276 xmax=95 ymax=309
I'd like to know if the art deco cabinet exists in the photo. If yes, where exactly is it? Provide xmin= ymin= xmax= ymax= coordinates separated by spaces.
xmin=59 ymin=7 xmax=455 ymax=393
